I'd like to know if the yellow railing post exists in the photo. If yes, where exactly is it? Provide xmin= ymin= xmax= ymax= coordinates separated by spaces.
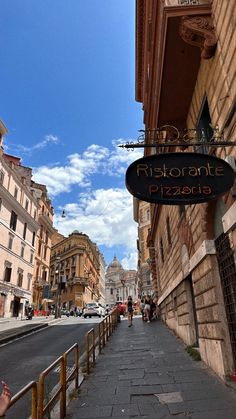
xmin=9 ymin=381 xmax=37 ymax=419
xmin=38 ymin=374 xmax=45 ymax=419
xmin=60 ymin=356 xmax=66 ymax=419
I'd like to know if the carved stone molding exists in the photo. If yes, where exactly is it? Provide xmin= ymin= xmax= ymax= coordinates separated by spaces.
xmin=180 ymin=15 xmax=217 ymax=59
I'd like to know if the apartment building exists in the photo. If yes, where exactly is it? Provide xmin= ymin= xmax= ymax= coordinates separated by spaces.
xmin=0 ymin=121 xmax=39 ymax=317
xmin=31 ymin=182 xmax=54 ymax=310
xmin=50 ymin=230 xmax=102 ymax=310
xmin=134 ymin=200 xmax=154 ymax=298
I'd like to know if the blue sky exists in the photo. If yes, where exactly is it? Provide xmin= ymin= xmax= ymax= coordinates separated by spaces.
xmin=0 ymin=1 xmax=143 ymax=268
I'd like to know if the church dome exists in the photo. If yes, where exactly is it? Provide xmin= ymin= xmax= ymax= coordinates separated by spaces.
xmin=107 ymin=256 xmax=123 ymax=271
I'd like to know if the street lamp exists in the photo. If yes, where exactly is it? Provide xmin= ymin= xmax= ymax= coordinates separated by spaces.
xmin=54 ymin=257 xmax=61 ymax=319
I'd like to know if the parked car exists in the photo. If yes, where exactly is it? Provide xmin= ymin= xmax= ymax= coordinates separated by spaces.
xmin=83 ymin=303 xmax=105 ymax=318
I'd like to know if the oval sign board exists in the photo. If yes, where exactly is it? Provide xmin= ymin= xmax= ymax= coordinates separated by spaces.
xmin=125 ymin=152 xmax=235 ymax=205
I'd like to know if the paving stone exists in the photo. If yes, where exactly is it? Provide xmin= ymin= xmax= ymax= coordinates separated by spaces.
xmin=112 ymin=403 xmax=140 ymax=416
xmin=131 ymin=395 xmax=159 ymax=404
xmin=66 ymin=318 xmax=236 ymax=419
xmin=155 ymin=391 xmax=183 ymax=403
xmin=191 ymin=410 xmax=236 ymax=419
xmin=70 ymin=405 xmax=112 ymax=418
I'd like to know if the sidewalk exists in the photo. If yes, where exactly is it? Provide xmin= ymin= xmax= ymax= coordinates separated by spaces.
xmin=0 ymin=315 xmax=61 ymax=345
xmin=66 ymin=317 xmax=236 ymax=419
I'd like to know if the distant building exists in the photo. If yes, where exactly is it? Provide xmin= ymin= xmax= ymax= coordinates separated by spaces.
xmin=133 ymin=200 xmax=154 ymax=298
xmin=50 ymin=230 xmax=104 ymax=309
xmin=0 ymin=121 xmax=39 ymax=317
xmin=98 ymin=252 xmax=106 ymax=305
xmin=31 ymin=182 xmax=54 ymax=310
xmin=105 ymin=256 xmax=138 ymax=304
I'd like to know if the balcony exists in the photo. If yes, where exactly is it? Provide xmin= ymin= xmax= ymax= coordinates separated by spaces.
xmin=136 ymin=0 xmax=215 ymax=128
xmin=38 ymin=211 xmax=54 ymax=231
xmin=67 ymin=276 xmax=88 ymax=286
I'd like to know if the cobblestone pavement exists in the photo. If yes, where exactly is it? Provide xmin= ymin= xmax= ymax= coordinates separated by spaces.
xmin=66 ymin=317 xmax=236 ymax=419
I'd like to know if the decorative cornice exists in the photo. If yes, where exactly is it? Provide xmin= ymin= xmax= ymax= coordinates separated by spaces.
xmin=180 ymin=15 xmax=217 ymax=59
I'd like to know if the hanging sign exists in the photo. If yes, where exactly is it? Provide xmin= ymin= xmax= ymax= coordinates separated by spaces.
xmin=125 ymin=152 xmax=235 ymax=205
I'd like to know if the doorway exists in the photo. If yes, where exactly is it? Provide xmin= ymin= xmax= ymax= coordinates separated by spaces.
xmin=0 ymin=294 xmax=6 ymax=317
xmin=13 ymin=297 xmax=20 ymax=317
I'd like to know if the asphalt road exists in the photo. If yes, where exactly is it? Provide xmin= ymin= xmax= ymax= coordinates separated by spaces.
xmin=0 ymin=316 xmax=99 ymax=419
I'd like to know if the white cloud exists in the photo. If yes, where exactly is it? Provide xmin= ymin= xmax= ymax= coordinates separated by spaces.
xmin=54 ymin=188 xmax=138 ymax=254
xmin=33 ymin=140 xmax=143 ymax=197
xmin=121 ymin=252 xmax=138 ymax=270
xmin=6 ymin=134 xmax=60 ymax=155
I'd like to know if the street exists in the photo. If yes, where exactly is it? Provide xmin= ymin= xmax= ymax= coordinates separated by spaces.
xmin=0 ymin=316 xmax=100 ymax=418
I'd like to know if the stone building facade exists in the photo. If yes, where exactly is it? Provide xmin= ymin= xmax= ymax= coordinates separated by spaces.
xmin=133 ymin=199 xmax=154 ymax=298
xmin=31 ymin=182 xmax=54 ymax=310
xmin=50 ymin=230 xmax=103 ymax=310
xmin=105 ymin=256 xmax=138 ymax=304
xmin=0 ymin=122 xmax=39 ymax=317
xmin=135 ymin=0 xmax=236 ymax=380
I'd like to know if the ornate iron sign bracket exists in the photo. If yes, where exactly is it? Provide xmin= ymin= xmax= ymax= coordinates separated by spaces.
xmin=119 ymin=126 xmax=236 ymax=150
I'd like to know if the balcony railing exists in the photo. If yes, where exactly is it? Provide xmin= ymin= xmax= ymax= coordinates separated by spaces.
xmin=165 ymin=0 xmax=210 ymax=6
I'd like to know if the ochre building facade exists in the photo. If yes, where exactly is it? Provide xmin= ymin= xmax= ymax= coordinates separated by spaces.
xmin=135 ymin=0 xmax=236 ymax=380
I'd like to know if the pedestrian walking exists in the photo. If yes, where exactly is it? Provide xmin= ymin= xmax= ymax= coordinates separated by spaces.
xmin=127 ymin=296 xmax=133 ymax=327
xmin=144 ymin=296 xmax=151 ymax=323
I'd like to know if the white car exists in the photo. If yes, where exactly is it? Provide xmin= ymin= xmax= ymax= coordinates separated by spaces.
xmin=83 ymin=303 xmax=105 ymax=318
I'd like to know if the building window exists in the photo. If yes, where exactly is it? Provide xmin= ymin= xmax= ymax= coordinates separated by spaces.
xmin=110 ymin=288 xmax=113 ymax=295
xmin=21 ymin=244 xmax=25 ymax=259
xmin=30 ymin=252 xmax=34 ymax=264
xmin=42 ymin=270 xmax=47 ymax=282
xmin=196 ymin=96 xmax=213 ymax=154
xmin=45 ymin=230 xmax=49 ymax=245
xmin=23 ymin=223 xmax=27 ymax=240
xmin=17 ymin=270 xmax=23 ymax=287
xmin=0 ymin=198 xmax=2 ymax=211
xmin=166 ymin=217 xmax=172 ymax=246
xmin=44 ymin=246 xmax=47 ymax=260
xmin=8 ymin=234 xmax=14 ymax=250
xmin=14 ymin=187 xmax=18 ymax=199
xmin=40 ymin=224 xmax=43 ymax=239
xmin=4 ymin=266 xmax=12 ymax=282
xmin=146 ymin=208 xmax=150 ymax=221
xmin=25 ymin=199 xmax=29 ymax=211
xmin=38 ymin=241 xmax=42 ymax=256
xmin=0 ymin=170 xmax=4 ymax=184
xmin=10 ymin=211 xmax=17 ymax=231
xmin=34 ymin=210 xmax=37 ymax=220
xmin=32 ymin=232 xmax=36 ymax=247
xmin=27 ymin=274 xmax=32 ymax=290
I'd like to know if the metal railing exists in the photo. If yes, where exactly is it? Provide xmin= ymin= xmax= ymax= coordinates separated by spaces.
xmin=86 ymin=328 xmax=95 ymax=374
xmin=9 ymin=381 xmax=37 ymax=419
xmin=86 ymin=309 xmax=118 ymax=372
xmin=7 ymin=308 xmax=118 ymax=419
xmin=38 ymin=355 xmax=66 ymax=419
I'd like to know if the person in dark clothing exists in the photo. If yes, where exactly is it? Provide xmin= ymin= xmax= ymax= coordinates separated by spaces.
xmin=150 ymin=299 xmax=156 ymax=321
xmin=127 ymin=296 xmax=133 ymax=327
